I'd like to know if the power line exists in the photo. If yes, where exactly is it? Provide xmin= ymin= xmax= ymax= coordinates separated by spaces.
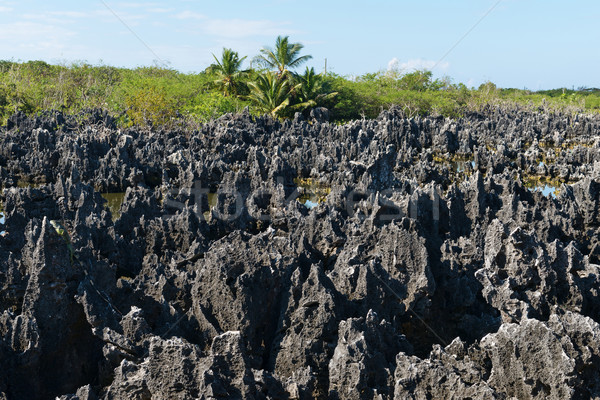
xmin=432 ymin=0 xmax=504 ymax=71
xmin=99 ymin=0 xmax=169 ymax=68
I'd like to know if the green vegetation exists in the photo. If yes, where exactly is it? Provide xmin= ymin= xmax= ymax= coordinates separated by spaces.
xmin=291 ymin=67 xmax=338 ymax=113
xmin=254 ymin=35 xmax=312 ymax=79
xmin=0 ymin=60 xmax=250 ymax=128
xmin=323 ymin=72 xmax=600 ymax=121
xmin=206 ymin=48 xmax=250 ymax=97
xmin=0 ymin=37 xmax=599 ymax=129
xmin=247 ymin=71 xmax=295 ymax=117
xmin=100 ymin=192 xmax=127 ymax=221
xmin=294 ymin=177 xmax=331 ymax=205
xmin=248 ymin=36 xmax=332 ymax=118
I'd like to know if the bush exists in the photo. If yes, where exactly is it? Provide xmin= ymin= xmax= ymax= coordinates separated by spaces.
xmin=125 ymin=86 xmax=177 ymax=127
xmin=0 ymin=59 xmax=598 ymax=128
xmin=186 ymin=90 xmax=249 ymax=122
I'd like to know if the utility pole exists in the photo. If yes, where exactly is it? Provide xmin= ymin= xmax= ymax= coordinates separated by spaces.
xmin=324 ymin=58 xmax=327 ymax=75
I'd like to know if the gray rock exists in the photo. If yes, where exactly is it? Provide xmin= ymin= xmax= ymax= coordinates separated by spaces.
xmin=1 ymin=108 xmax=600 ymax=398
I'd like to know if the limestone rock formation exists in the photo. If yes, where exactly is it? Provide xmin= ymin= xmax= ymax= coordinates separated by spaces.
xmin=1 ymin=107 xmax=600 ymax=398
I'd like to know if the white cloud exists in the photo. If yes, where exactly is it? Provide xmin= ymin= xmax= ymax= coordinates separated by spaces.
xmin=0 ymin=21 xmax=74 ymax=41
xmin=95 ymin=8 xmax=148 ymax=27
xmin=118 ymin=2 xmax=162 ymax=8
xmin=0 ymin=6 xmax=13 ymax=12
xmin=202 ymin=18 xmax=294 ymax=39
xmin=49 ymin=11 xmax=89 ymax=18
xmin=0 ymin=21 xmax=77 ymax=55
xmin=21 ymin=10 xmax=90 ymax=24
xmin=174 ymin=11 xmax=295 ymax=39
xmin=175 ymin=10 xmax=206 ymax=20
xmin=147 ymin=8 xmax=172 ymax=13
xmin=388 ymin=57 xmax=449 ymax=72
xmin=387 ymin=57 xmax=400 ymax=71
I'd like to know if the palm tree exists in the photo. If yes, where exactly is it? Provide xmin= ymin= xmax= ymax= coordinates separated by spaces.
xmin=254 ymin=36 xmax=312 ymax=79
xmin=206 ymin=48 xmax=249 ymax=96
xmin=247 ymin=72 xmax=297 ymax=116
xmin=289 ymin=67 xmax=338 ymax=112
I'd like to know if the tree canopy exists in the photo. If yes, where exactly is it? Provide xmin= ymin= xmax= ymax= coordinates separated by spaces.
xmin=206 ymin=48 xmax=249 ymax=96
xmin=254 ymin=35 xmax=312 ymax=79
xmin=247 ymin=71 xmax=296 ymax=117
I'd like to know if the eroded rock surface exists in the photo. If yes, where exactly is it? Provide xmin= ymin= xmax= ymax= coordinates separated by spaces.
xmin=1 ymin=107 xmax=600 ymax=399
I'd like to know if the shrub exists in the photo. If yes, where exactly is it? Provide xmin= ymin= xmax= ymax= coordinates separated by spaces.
xmin=124 ymin=86 xmax=177 ymax=127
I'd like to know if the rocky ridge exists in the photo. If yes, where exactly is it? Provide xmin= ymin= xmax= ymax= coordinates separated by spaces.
xmin=1 ymin=107 xmax=600 ymax=398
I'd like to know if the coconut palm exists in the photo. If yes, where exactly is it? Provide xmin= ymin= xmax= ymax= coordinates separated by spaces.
xmin=206 ymin=48 xmax=249 ymax=96
xmin=247 ymin=71 xmax=298 ymax=116
xmin=289 ymin=67 xmax=338 ymax=112
xmin=254 ymin=36 xmax=312 ymax=79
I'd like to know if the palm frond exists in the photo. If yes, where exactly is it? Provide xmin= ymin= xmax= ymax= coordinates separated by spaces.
xmin=257 ymin=36 xmax=312 ymax=79
xmin=247 ymin=71 xmax=293 ymax=116
xmin=207 ymin=48 xmax=249 ymax=96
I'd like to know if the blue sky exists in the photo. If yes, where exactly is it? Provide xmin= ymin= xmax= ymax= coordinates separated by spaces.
xmin=0 ymin=0 xmax=598 ymax=89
